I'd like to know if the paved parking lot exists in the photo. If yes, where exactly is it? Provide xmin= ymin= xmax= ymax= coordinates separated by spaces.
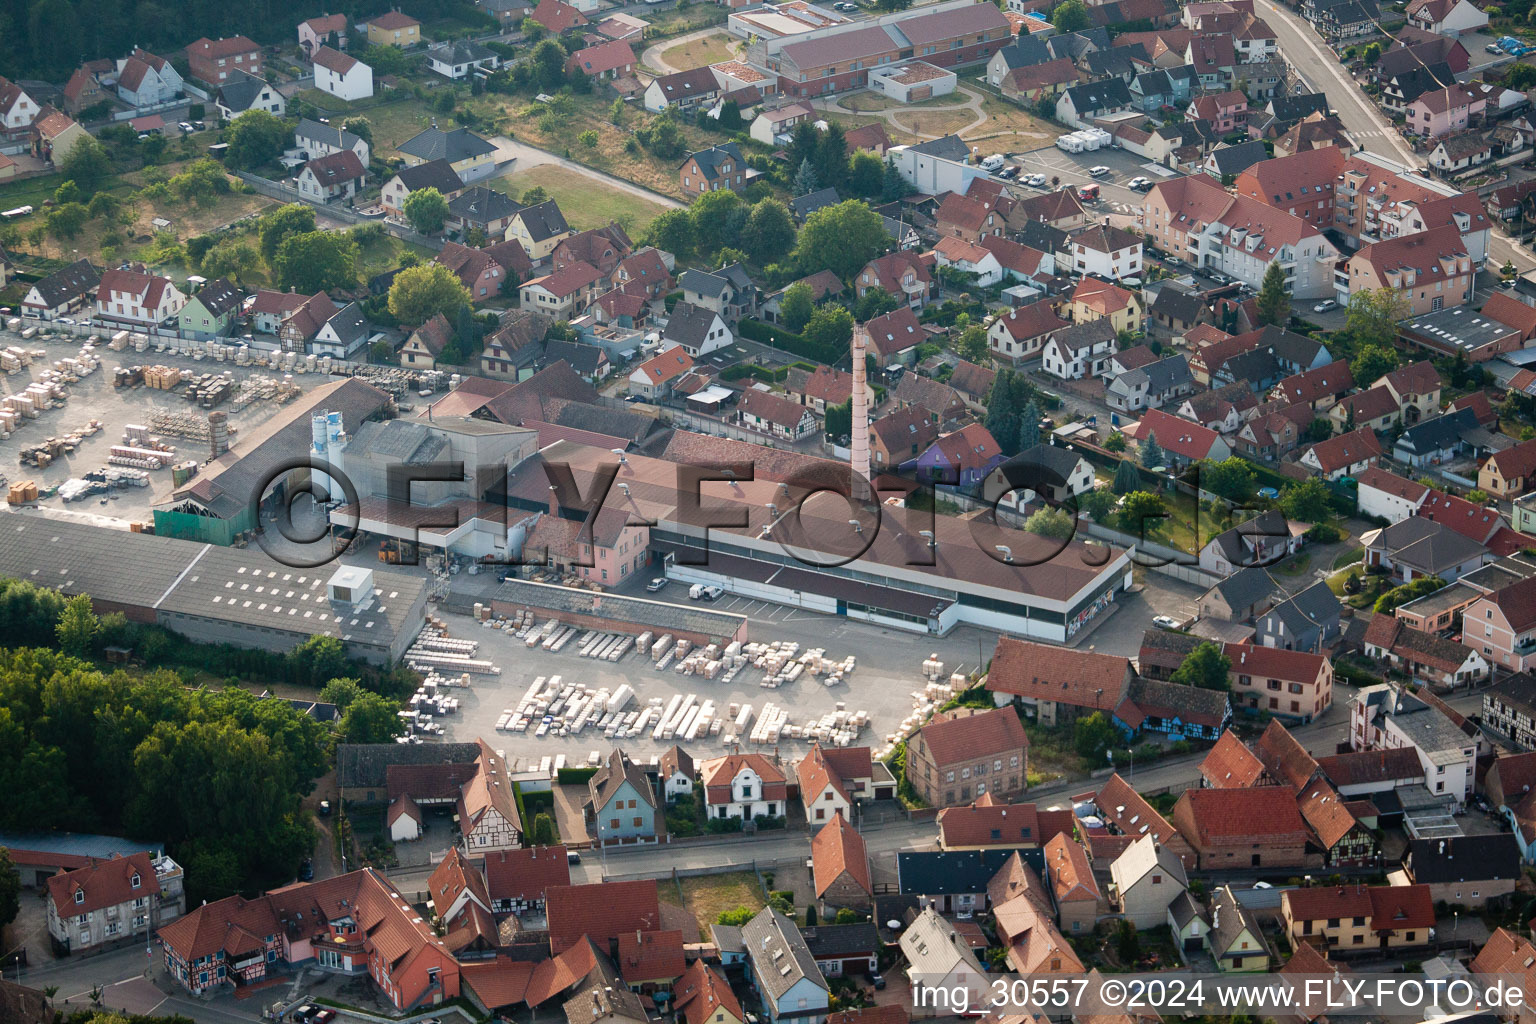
xmin=434 ymin=601 xmax=996 ymax=764
xmin=1002 ymin=143 xmax=1174 ymax=218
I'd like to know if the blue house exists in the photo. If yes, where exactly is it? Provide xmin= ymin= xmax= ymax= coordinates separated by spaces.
xmin=905 ymin=422 xmax=1006 ymax=492
xmin=1113 ymin=677 xmax=1231 ymax=742
xmin=1129 ymin=67 xmax=1197 ymax=112
xmin=742 ymin=908 xmax=829 ymax=1024
xmin=582 ymin=747 xmax=661 ymax=844
xmin=1254 ymin=580 xmax=1342 ymax=653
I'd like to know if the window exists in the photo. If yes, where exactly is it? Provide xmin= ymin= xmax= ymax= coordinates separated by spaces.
xmin=74 ymin=891 xmax=84 ymax=904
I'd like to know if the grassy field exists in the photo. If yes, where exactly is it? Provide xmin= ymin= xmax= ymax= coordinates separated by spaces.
xmin=491 ymin=164 xmax=671 ymax=234
xmin=659 ymin=31 xmax=737 ymax=70
xmin=972 ymin=94 xmax=1057 ymax=145
xmin=841 ymin=92 xmax=899 ymax=112
xmin=820 ymin=110 xmax=920 ymax=145
xmin=358 ymin=96 xmax=456 ymax=155
xmin=678 ymin=871 xmax=766 ymax=934
xmin=892 ymin=107 xmax=976 ymax=138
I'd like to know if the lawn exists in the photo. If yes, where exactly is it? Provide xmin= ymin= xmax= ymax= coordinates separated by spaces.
xmin=820 ymin=110 xmax=920 ymax=146
xmin=358 ymin=97 xmax=452 ymax=156
xmin=491 ymin=163 xmax=672 ymax=234
xmin=892 ymin=108 xmax=976 ymax=138
xmin=972 ymin=94 xmax=1057 ymax=147
xmin=1332 ymin=546 xmax=1365 ymax=570
xmin=659 ymin=31 xmax=737 ymax=70
xmin=841 ymin=92 xmax=899 ymax=112
xmin=678 ymin=871 xmax=766 ymax=934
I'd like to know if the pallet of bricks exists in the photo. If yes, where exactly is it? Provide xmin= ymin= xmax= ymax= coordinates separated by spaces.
xmin=142 ymin=365 xmax=182 ymax=390
xmin=7 ymin=480 xmax=37 ymax=505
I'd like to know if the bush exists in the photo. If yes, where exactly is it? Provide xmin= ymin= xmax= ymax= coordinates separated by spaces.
xmin=737 ymin=317 xmax=843 ymax=364
xmin=705 ymin=817 xmax=744 ymax=834
xmin=1305 ymin=523 xmax=1342 ymax=544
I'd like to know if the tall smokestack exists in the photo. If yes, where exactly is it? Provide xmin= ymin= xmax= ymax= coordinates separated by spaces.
xmin=850 ymin=324 xmax=872 ymax=485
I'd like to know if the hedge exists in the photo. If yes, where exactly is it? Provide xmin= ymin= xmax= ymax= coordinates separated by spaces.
xmin=721 ymin=363 xmax=789 ymax=383
xmin=556 ymin=766 xmax=599 ymax=784
xmin=737 ymin=317 xmax=845 ymax=365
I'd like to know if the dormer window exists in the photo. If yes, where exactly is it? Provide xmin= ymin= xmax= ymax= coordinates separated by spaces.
xmin=74 ymin=890 xmax=85 ymax=904
xmin=131 ymin=874 xmax=141 ymax=888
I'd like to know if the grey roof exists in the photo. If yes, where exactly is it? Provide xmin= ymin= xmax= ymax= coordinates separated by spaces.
xmin=1017 ymin=220 xmax=1067 ymax=255
xmin=1205 ymin=565 xmax=1281 ymax=614
xmin=1168 ymin=889 xmax=1208 ymax=931
xmin=680 ymin=268 xmax=734 ymax=300
xmin=427 ymin=39 xmax=498 ymax=65
xmin=897 ymin=849 xmax=1019 ymax=896
xmin=216 ymin=69 xmax=270 ymax=113
xmin=1268 ymin=92 xmax=1330 ymax=120
xmin=1116 ymin=355 xmax=1192 ymax=396
xmin=448 ymin=186 xmax=521 ymax=224
xmin=544 ymin=338 xmax=607 ymax=377
xmin=1209 ymin=886 xmax=1265 ymax=960
xmin=663 ymin=301 xmax=719 ymax=349
xmin=326 ymin=300 xmax=369 ymax=348
xmin=296 ymin=117 xmax=364 ymax=154
xmin=742 ymin=908 xmax=828 ymax=1000
xmin=1389 ymin=63 xmax=1455 ymax=104
xmin=515 ymin=199 xmax=570 ymax=242
xmin=393 ymin=159 xmax=465 ymax=194
xmin=1210 ymin=510 xmax=1291 ymax=568
xmin=908 ymin=134 xmax=970 ymax=161
xmin=1052 ymin=318 xmax=1116 ymax=353
xmin=1061 ymin=79 xmax=1131 ymax=113
xmin=0 ymin=830 xmax=162 ymax=863
xmin=1374 ymin=516 xmax=1487 ymax=575
xmin=1084 ymin=43 xmax=1147 ymax=79
xmin=30 ymin=258 xmax=100 ymax=308
xmin=800 ymin=923 xmax=878 ymax=958
xmin=337 ymin=742 xmax=483 ymax=789
xmin=1395 ymin=407 xmax=1478 ymax=457
xmin=1264 ymin=579 xmax=1341 ymax=635
xmin=550 ymin=400 xmax=654 ymax=443
xmin=1047 ymin=28 xmax=1111 ymax=61
xmin=1407 ymin=834 xmax=1521 ymax=884
xmin=191 ymin=277 xmax=242 ymax=317
xmin=686 ymin=142 xmax=744 ymax=182
xmin=995 ymin=35 xmax=1052 ymax=70
xmin=1151 ymin=285 xmax=1205 ymax=324
xmin=1208 ymin=140 xmax=1270 ymax=177
xmin=398 ymin=126 xmax=497 ymax=163
xmin=711 ymin=923 xmax=746 ymax=955
xmin=898 ymin=907 xmax=984 ymax=977
xmin=587 ymin=747 xmax=657 ymax=811
xmin=1123 ymin=675 xmax=1231 ymax=724
xmin=789 ymin=187 xmax=840 ymax=219
xmin=347 ymin=418 xmax=448 ymax=464
xmin=1000 ymin=443 xmax=1085 ymax=491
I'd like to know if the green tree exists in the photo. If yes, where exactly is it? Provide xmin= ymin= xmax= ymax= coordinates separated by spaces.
xmin=1117 ymin=490 xmax=1166 ymax=535
xmin=792 ymin=157 xmax=820 ymax=196
xmin=388 ymin=263 xmax=472 ymax=326
xmin=54 ymin=179 xmax=81 ymax=206
xmin=610 ymin=98 xmax=626 ymax=124
xmin=1361 ymin=41 xmax=1383 ymax=65
xmin=882 ymin=156 xmax=907 ymax=202
xmin=1256 ymin=262 xmax=1290 ymax=326
xmin=318 ymin=677 xmax=363 ymax=712
xmin=958 ymin=324 xmax=990 ymax=364
xmin=805 ymin=904 xmax=818 ymax=926
xmin=718 ymin=906 xmax=755 ymax=926
xmin=338 ymin=692 xmax=405 ymax=744
xmin=849 ymin=149 xmax=883 ymax=197
xmin=59 ymin=137 xmax=112 ymax=192
xmin=1507 ymin=63 xmax=1536 ymax=90
xmin=200 ymin=238 xmax=259 ymax=282
xmin=578 ymin=129 xmax=599 ymax=148
xmin=46 ymin=203 xmax=89 ymax=241
xmin=1375 ymin=575 xmax=1447 ymax=613
xmin=1074 ymin=711 xmax=1118 ymax=761
xmin=1024 ymin=507 xmax=1074 ymax=539
xmin=55 ymin=594 xmax=98 ymax=655
xmin=787 ymin=122 xmax=821 ymax=178
xmin=225 ymin=109 xmax=288 ymax=170
xmin=1305 ymin=418 xmax=1333 ymax=443
xmin=259 ymin=204 xmax=317 ymax=266
xmin=403 ymin=187 xmax=449 ymax=234
xmin=854 ymin=287 xmax=899 ymax=321
xmin=1346 ymin=288 xmax=1410 ymax=349
xmin=531 ymin=812 xmax=557 ymax=846
xmin=1170 ymin=641 xmax=1232 ymax=691
xmin=1279 ymin=477 xmax=1333 ymax=522
xmin=814 ymin=121 xmax=849 ymax=192
xmin=646 ymin=208 xmax=695 ymax=262
xmin=0 ymin=846 xmax=18 ymax=929
xmin=1140 ymin=431 xmax=1164 ymax=468
xmin=273 ymin=231 xmax=358 ymax=293
xmin=794 ymin=200 xmax=888 ymax=280
xmin=1052 ymin=0 xmax=1090 ymax=30
xmin=1081 ymin=488 xmax=1117 ymax=523
xmin=287 ymin=635 xmax=348 ymax=686
xmin=1116 ymin=920 xmax=1141 ymax=963
xmin=86 ymin=191 xmax=119 ymax=221
xmin=825 ymin=400 xmax=851 ymax=440
xmin=531 ymin=39 xmax=569 ymax=88
xmin=742 ymin=198 xmax=797 ymax=265
xmin=804 ymin=305 xmax=854 ymax=353
xmin=1017 ymin=398 xmax=1042 ymax=450
xmin=1104 ymin=431 xmax=1127 ymax=453
xmin=522 ymin=185 xmax=551 ymax=206
xmin=1199 ymin=457 xmax=1256 ymax=502
xmin=780 ymin=282 xmax=815 ymax=333
xmin=343 ymin=117 xmax=374 ymax=146
xmin=1350 ymin=343 xmax=1399 ymax=387
xmin=690 ymin=189 xmax=749 ymax=260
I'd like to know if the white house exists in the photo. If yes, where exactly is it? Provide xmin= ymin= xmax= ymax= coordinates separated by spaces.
xmin=45 ymin=851 xmax=185 ymax=956
xmin=742 ymin=909 xmax=829 ymax=1024
xmin=308 ymin=301 xmax=370 ymax=359
xmin=932 ymin=236 xmax=1004 ymax=287
xmin=426 ymin=40 xmax=500 ymax=80
xmin=748 ymin=103 xmax=814 ymax=146
xmin=113 ymin=51 xmax=181 ymax=108
xmin=312 ymin=46 xmax=374 ymax=101
xmin=700 ymin=752 xmax=786 ymax=822
xmin=1041 ymin=322 xmax=1116 ymax=380
xmin=1356 ymin=467 xmax=1431 ymax=524
xmin=95 ymin=267 xmax=186 ymax=328
xmin=295 ymin=118 xmax=371 ymax=166
xmin=214 ymin=69 xmax=286 ymax=120
xmin=662 ymin=302 xmax=733 ymax=358
xmin=1405 ymin=0 xmax=1488 ymax=35
xmin=660 ymin=746 xmax=695 ymax=802
xmin=1071 ymin=224 xmax=1143 ymax=280
xmin=0 ymin=76 xmax=37 ymax=131
xmin=296 ymin=151 xmax=366 ymax=203
xmin=1350 ymin=684 xmax=1477 ymax=809
xmin=388 ymin=794 xmax=423 ymax=842
xmin=899 ymin=908 xmax=988 ymax=1013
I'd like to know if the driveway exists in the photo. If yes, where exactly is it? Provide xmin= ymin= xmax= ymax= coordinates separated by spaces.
xmin=489 ymin=136 xmax=684 ymax=209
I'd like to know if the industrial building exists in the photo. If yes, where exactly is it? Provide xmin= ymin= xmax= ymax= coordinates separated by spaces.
xmin=0 ymin=516 xmax=428 ymax=663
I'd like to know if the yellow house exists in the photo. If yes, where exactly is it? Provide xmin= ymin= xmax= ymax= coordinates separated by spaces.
xmin=1281 ymin=884 xmax=1436 ymax=956
xmin=32 ymin=107 xmax=89 ymax=165
xmin=1069 ymin=277 xmax=1143 ymax=336
xmin=506 ymin=199 xmax=574 ymax=260
xmin=399 ymin=312 xmax=454 ymax=370
xmin=396 ymin=126 xmax=497 ymax=183
xmin=366 ymin=10 xmax=421 ymax=46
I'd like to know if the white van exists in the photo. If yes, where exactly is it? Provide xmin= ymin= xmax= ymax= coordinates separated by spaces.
xmin=980 ymin=153 xmax=1005 ymax=171
xmin=1056 ymin=135 xmax=1083 ymax=153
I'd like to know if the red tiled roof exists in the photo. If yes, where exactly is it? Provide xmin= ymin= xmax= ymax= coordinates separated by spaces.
xmin=1132 ymin=407 xmax=1222 ymax=462
xmin=812 ymin=811 xmax=872 ymax=897
xmin=545 ymin=879 xmax=660 ymax=953
xmin=987 ymin=635 xmax=1130 ymax=709
xmin=46 ymin=852 xmax=160 ymax=917
xmin=675 ymin=960 xmax=745 ymax=1024
xmin=918 ymin=706 xmax=1028 ymax=767
xmin=1095 ymin=772 xmax=1182 ymax=847
xmin=1296 ymin=781 xmax=1361 ymax=849
xmin=1304 ymin=426 xmax=1382 ymax=474
xmin=1043 ymin=834 xmax=1098 ymax=903
xmin=483 ymin=845 xmax=571 ymax=903
xmin=368 ymin=10 xmax=419 ymax=28
xmin=1356 ymin=467 xmax=1430 ymax=505
xmin=631 ymin=347 xmax=693 ymax=386
xmin=990 ymin=299 xmax=1067 ymax=341
xmin=1250 ymin=717 xmax=1321 ymax=791
xmin=1482 ymin=291 xmax=1536 ymax=341
xmin=1198 ymin=729 xmax=1267 ymax=788
xmin=1071 ymin=276 xmax=1136 ymax=317
xmin=1176 ymin=786 xmax=1312 ymax=845
xmin=1483 ymin=575 xmax=1536 ymax=632
xmin=936 ymin=802 xmax=1075 ymax=848
xmin=617 ymin=929 xmax=686 ymax=984
xmin=864 ymin=304 xmax=925 ymax=358
xmin=312 ymin=45 xmax=359 ymax=75
xmin=1274 ymin=360 xmax=1353 ymax=405
xmin=462 ymin=956 xmax=537 ymax=1009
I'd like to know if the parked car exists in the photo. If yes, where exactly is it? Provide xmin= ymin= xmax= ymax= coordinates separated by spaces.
xmin=1152 ymin=615 xmax=1181 ymax=630
xmin=646 ymin=577 xmax=669 ymax=592
xmin=835 ymin=2 xmax=858 ymax=9
xmin=997 ymin=165 xmax=1020 ymax=180
xmin=1127 ymin=176 xmax=1153 ymax=191
xmin=1025 ymin=173 xmax=1047 ymax=187
xmin=291 ymin=1006 xmax=317 ymax=1022
xmin=567 ymin=851 xmax=582 ymax=865
xmin=1313 ymin=299 xmax=1338 ymax=312
xmin=318 ymin=799 xmax=331 ymax=816
xmin=1087 ymin=165 xmax=1111 ymax=177
xmin=299 ymin=859 xmax=314 ymax=881
xmin=871 ymin=973 xmax=886 ymax=990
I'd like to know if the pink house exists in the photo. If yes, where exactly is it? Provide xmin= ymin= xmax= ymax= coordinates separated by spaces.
xmin=522 ymin=506 xmax=651 ymax=585
xmin=1188 ymin=90 xmax=1248 ymax=134
xmin=1407 ymin=84 xmax=1484 ymax=138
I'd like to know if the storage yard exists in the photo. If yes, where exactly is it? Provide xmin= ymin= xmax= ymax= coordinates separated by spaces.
xmin=415 ymin=600 xmax=988 ymax=761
